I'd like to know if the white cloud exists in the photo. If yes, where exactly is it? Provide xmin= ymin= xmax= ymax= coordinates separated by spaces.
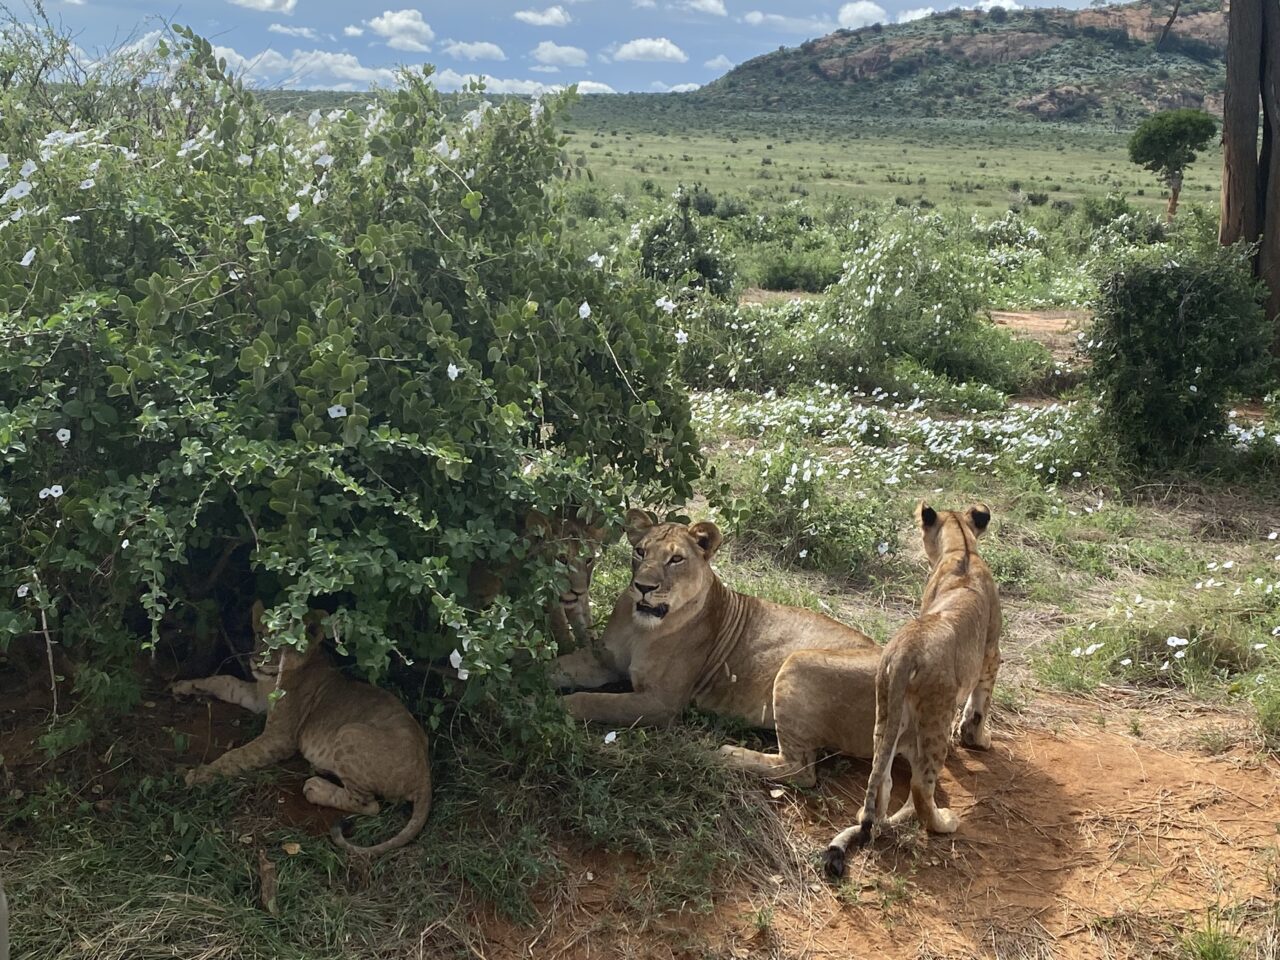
xmin=443 ymin=40 xmax=507 ymax=60
xmin=897 ymin=6 xmax=934 ymax=20
xmin=214 ymin=44 xmax=399 ymax=88
xmin=514 ymin=5 xmax=572 ymax=26
xmin=268 ymin=23 xmax=320 ymax=40
xmin=680 ymin=0 xmax=727 ymax=14
xmin=229 ymin=0 xmax=297 ymax=13
xmin=213 ymin=44 xmax=292 ymax=79
xmin=651 ymin=80 xmax=701 ymax=92
xmin=634 ymin=0 xmax=657 ymax=6
xmin=974 ymin=0 xmax=1021 ymax=9
xmin=367 ymin=10 xmax=434 ymax=52
xmin=343 ymin=25 xmax=364 ymax=36
xmin=837 ymin=1 xmax=886 ymax=27
xmin=613 ymin=37 xmax=688 ymax=62
xmin=576 ymin=80 xmax=617 ymax=94
xmin=530 ymin=64 xmax=561 ymax=72
xmin=704 ymin=53 xmax=733 ymax=70
xmin=532 ymin=40 xmax=587 ymax=66
xmin=742 ymin=11 xmax=834 ymax=33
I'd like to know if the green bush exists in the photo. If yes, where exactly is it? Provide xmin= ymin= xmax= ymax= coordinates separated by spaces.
xmin=637 ymin=188 xmax=736 ymax=299
xmin=0 ymin=29 xmax=701 ymax=729
xmin=1087 ymin=243 xmax=1272 ymax=466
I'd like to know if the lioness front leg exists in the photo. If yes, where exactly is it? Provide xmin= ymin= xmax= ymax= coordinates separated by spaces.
xmin=552 ymin=647 xmax=624 ymax=691
xmin=562 ymin=690 xmax=680 ymax=725
xmin=718 ymin=745 xmax=818 ymax=789
xmin=172 ymin=675 xmax=269 ymax=714
xmin=185 ymin=731 xmax=294 ymax=786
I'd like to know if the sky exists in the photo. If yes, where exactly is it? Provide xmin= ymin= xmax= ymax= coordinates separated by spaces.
xmin=43 ymin=0 xmax=1095 ymax=94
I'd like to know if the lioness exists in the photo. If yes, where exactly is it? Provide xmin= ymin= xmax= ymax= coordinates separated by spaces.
xmin=824 ymin=502 xmax=1001 ymax=878
xmin=468 ymin=508 xmax=605 ymax=648
xmin=174 ymin=602 xmax=432 ymax=857
xmin=556 ymin=509 xmax=875 ymax=727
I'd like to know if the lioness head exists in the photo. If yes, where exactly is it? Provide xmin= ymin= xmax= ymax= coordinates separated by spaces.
xmin=917 ymin=501 xmax=991 ymax=566
xmin=623 ymin=508 xmax=723 ymax=627
xmin=525 ymin=509 xmax=605 ymax=615
xmin=249 ymin=600 xmax=326 ymax=681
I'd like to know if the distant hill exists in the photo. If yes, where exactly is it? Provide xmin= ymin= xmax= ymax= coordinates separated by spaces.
xmin=693 ymin=0 xmax=1226 ymax=124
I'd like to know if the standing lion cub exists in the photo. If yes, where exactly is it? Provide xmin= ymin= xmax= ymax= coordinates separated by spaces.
xmin=173 ymin=602 xmax=432 ymax=857
xmin=824 ymin=502 xmax=1001 ymax=878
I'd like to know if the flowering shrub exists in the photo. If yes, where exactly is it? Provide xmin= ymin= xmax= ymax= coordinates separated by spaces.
xmin=636 ymin=187 xmax=736 ymax=299
xmin=1087 ymin=243 xmax=1272 ymax=466
xmin=0 ymin=29 xmax=701 ymax=727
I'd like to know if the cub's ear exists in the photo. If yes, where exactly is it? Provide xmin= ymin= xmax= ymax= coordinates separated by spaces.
xmin=250 ymin=599 xmax=267 ymax=637
xmin=688 ymin=521 xmax=723 ymax=559
xmin=968 ymin=503 xmax=992 ymax=535
xmin=625 ymin=508 xmax=656 ymax=546
xmin=524 ymin=509 xmax=554 ymax=542
xmin=917 ymin=501 xmax=938 ymax=529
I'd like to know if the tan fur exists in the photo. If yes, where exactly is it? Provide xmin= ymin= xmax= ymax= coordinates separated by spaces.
xmin=719 ymin=646 xmax=889 ymax=788
xmin=555 ymin=509 xmax=875 ymax=728
xmin=173 ymin=602 xmax=432 ymax=857
xmin=468 ymin=509 xmax=605 ymax=649
xmin=824 ymin=502 xmax=1001 ymax=876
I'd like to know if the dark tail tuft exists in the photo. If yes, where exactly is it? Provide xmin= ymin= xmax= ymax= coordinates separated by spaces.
xmin=821 ymin=844 xmax=846 ymax=879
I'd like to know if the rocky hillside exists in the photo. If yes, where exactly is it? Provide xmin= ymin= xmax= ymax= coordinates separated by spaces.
xmin=695 ymin=1 xmax=1226 ymax=123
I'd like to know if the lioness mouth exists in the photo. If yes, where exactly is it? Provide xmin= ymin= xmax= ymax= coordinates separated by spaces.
xmin=635 ymin=601 xmax=669 ymax=619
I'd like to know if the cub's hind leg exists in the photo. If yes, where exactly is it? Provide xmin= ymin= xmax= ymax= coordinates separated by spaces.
xmin=960 ymin=622 xmax=1002 ymax=751
xmin=303 ymin=776 xmax=380 ymax=816
xmin=908 ymin=708 xmax=958 ymax=835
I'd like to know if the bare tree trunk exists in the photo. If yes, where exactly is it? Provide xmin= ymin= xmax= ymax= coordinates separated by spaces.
xmin=1260 ymin=0 xmax=1280 ymax=342
xmin=1219 ymin=0 xmax=1262 ymax=245
xmin=1166 ymin=171 xmax=1183 ymax=219
xmin=1156 ymin=0 xmax=1183 ymax=49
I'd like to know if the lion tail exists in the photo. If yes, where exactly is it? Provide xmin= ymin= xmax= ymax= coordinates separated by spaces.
xmin=858 ymin=648 xmax=913 ymax=841
xmin=330 ymin=775 xmax=432 ymax=858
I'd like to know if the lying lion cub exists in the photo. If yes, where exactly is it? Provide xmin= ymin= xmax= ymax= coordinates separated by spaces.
xmin=555 ymin=509 xmax=875 ymax=728
xmin=824 ymin=502 xmax=1001 ymax=877
xmin=173 ymin=602 xmax=432 ymax=857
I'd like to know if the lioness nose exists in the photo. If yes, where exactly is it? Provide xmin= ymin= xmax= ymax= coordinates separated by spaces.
xmin=634 ymin=581 xmax=658 ymax=597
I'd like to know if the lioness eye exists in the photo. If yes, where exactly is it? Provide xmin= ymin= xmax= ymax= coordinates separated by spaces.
xmin=556 ymin=554 xmax=569 ymax=565
xmin=585 ymin=556 xmax=596 ymax=568
xmin=669 ymin=555 xmax=684 ymax=565
xmin=635 ymin=548 xmax=645 ymax=559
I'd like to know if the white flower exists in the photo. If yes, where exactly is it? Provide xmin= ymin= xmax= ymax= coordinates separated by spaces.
xmin=1119 ymin=658 xmax=1132 ymax=666
xmin=56 ymin=428 xmax=70 ymax=445
xmin=579 ymin=301 xmax=591 ymax=319
xmin=287 ymin=203 xmax=301 ymax=222
xmin=237 ymin=154 xmax=253 ymax=166
xmin=877 ymin=542 xmax=890 ymax=556
xmin=1166 ymin=635 xmax=1189 ymax=648
xmin=327 ymin=404 xmax=347 ymax=419
xmin=448 ymin=648 xmax=469 ymax=681
xmin=49 ymin=484 xmax=63 ymax=498
xmin=603 ymin=731 xmax=618 ymax=744
xmin=1070 ymin=646 xmax=1083 ymax=658
xmin=19 ymin=159 xmax=36 ymax=178
xmin=243 ymin=215 xmax=265 ymax=225
xmin=1084 ymin=643 xmax=1104 ymax=656
xmin=675 ymin=329 xmax=688 ymax=345
xmin=798 ymin=548 xmax=808 ymax=559
xmin=1254 ymin=643 xmax=1267 ymax=651
xmin=359 ymin=151 xmax=373 ymax=167
xmin=0 ymin=155 xmax=7 ymax=170
xmin=308 ymin=109 xmax=321 ymax=128
xmin=1188 ymin=385 xmax=1198 ymax=394
xmin=587 ymin=252 xmax=604 ymax=268
xmin=19 ymin=247 xmax=35 ymax=267
xmin=1174 ymin=650 xmax=1186 ymax=660
xmin=121 ymin=539 xmax=130 ymax=550
xmin=1160 ymin=660 xmax=1170 ymax=671
xmin=2 ymin=180 xmax=32 ymax=203
xmin=447 ymin=363 xmax=460 ymax=381
xmin=315 ymin=154 xmax=334 ymax=168
xmin=17 ymin=584 xmax=29 ymax=598
xmin=79 ymin=178 xmax=94 ymax=190
xmin=1222 ymin=560 xmax=1235 ymax=570
xmin=62 ymin=215 xmax=81 ymax=223
xmin=1269 ymin=532 xmax=1278 ymax=540
xmin=655 ymin=296 xmax=677 ymax=314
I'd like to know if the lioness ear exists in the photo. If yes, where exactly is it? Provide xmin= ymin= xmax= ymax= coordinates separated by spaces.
xmin=251 ymin=600 xmax=267 ymax=637
xmin=524 ymin=509 xmax=554 ymax=542
xmin=304 ymin=611 xmax=326 ymax=648
xmin=625 ymin=508 xmax=655 ymax=546
xmin=968 ymin=503 xmax=992 ymax=535
xmin=688 ymin=521 xmax=723 ymax=559
xmin=917 ymin=502 xmax=938 ymax=529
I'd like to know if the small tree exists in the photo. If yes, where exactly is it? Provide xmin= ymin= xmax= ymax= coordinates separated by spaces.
xmin=1128 ymin=109 xmax=1216 ymax=219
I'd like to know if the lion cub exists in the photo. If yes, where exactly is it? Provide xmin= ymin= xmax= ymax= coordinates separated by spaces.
xmin=173 ymin=602 xmax=432 ymax=856
xmin=824 ymin=502 xmax=1001 ymax=877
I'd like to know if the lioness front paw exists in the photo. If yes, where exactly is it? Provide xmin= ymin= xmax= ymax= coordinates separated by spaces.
xmin=928 ymin=807 xmax=959 ymax=834
xmin=171 ymin=680 xmax=201 ymax=698
xmin=184 ymin=766 xmax=215 ymax=787
xmin=959 ymin=719 xmax=991 ymax=751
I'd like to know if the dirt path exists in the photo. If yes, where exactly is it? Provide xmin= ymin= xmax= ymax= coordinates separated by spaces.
xmin=992 ymin=310 xmax=1088 ymax=365
xmin=487 ymin=714 xmax=1280 ymax=959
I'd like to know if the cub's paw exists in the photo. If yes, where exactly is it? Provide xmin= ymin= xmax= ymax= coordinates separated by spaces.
xmin=928 ymin=807 xmax=959 ymax=835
